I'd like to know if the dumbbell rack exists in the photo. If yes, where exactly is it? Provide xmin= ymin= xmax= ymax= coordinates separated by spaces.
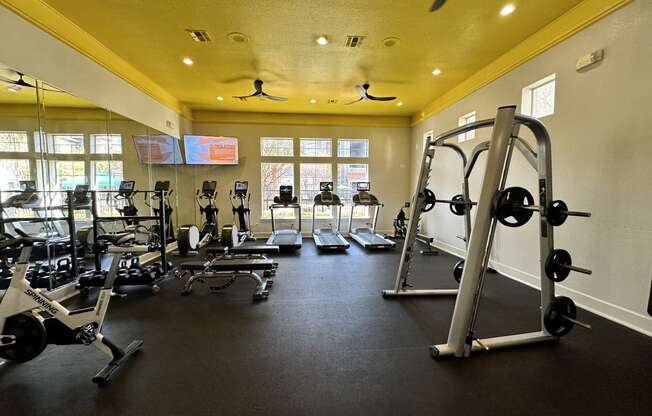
xmin=431 ymin=105 xmax=590 ymax=358
xmin=383 ymin=129 xmax=490 ymax=297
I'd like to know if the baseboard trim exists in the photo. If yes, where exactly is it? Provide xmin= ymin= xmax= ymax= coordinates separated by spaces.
xmin=429 ymin=239 xmax=652 ymax=338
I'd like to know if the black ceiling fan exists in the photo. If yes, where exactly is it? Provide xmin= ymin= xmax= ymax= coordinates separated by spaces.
xmin=0 ymin=70 xmax=61 ymax=92
xmin=233 ymin=79 xmax=288 ymax=101
xmin=345 ymin=83 xmax=396 ymax=105
xmin=430 ymin=0 xmax=447 ymax=12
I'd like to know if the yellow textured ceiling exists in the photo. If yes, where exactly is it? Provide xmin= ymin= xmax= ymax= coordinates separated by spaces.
xmin=40 ymin=0 xmax=582 ymax=116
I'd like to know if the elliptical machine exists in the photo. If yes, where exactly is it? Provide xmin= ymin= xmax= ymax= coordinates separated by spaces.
xmin=0 ymin=240 xmax=143 ymax=385
xmin=146 ymin=180 xmax=174 ymax=243
xmin=221 ymin=180 xmax=254 ymax=246
xmin=178 ymin=180 xmax=219 ymax=256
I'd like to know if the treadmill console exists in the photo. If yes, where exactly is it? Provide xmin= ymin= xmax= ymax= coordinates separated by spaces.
xmin=3 ymin=180 xmax=40 ymax=207
xmin=274 ymin=185 xmax=297 ymax=205
xmin=234 ymin=180 xmax=249 ymax=197
xmin=318 ymin=182 xmax=335 ymax=204
xmin=201 ymin=180 xmax=217 ymax=197
xmin=352 ymin=181 xmax=379 ymax=206
xmin=118 ymin=180 xmax=136 ymax=197
xmin=66 ymin=184 xmax=91 ymax=207
xmin=356 ymin=182 xmax=370 ymax=192
xmin=154 ymin=180 xmax=170 ymax=192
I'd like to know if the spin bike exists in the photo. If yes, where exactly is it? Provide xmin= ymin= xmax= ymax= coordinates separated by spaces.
xmin=178 ymin=180 xmax=220 ymax=256
xmin=221 ymin=180 xmax=254 ymax=246
xmin=0 ymin=240 xmax=143 ymax=385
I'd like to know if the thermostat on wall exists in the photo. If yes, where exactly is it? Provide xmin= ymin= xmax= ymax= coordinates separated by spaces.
xmin=576 ymin=49 xmax=604 ymax=71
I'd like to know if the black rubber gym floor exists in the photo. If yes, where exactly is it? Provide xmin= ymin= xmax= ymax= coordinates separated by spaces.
xmin=1 ymin=240 xmax=650 ymax=415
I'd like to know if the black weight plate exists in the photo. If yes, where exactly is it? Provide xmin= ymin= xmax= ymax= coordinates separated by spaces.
xmin=547 ymin=200 xmax=568 ymax=226
xmin=545 ymin=249 xmax=572 ymax=282
xmin=0 ymin=313 xmax=47 ymax=362
xmin=495 ymin=186 xmax=534 ymax=227
xmin=544 ymin=296 xmax=576 ymax=337
xmin=453 ymin=260 xmax=465 ymax=283
xmin=449 ymin=194 xmax=466 ymax=216
xmin=422 ymin=189 xmax=436 ymax=213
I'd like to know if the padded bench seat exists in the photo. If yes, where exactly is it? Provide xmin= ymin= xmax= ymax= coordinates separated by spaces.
xmin=206 ymin=245 xmax=280 ymax=256
xmin=181 ymin=258 xmax=275 ymax=272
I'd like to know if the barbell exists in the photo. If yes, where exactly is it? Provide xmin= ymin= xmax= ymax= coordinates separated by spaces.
xmin=422 ymin=189 xmax=476 ymax=215
xmin=494 ymin=186 xmax=591 ymax=227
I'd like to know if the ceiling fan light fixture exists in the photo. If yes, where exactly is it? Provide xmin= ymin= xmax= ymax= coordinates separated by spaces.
xmin=500 ymin=4 xmax=516 ymax=16
xmin=316 ymin=35 xmax=329 ymax=46
xmin=6 ymin=85 xmax=21 ymax=92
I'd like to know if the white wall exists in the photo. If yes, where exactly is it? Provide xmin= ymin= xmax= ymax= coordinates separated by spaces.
xmin=411 ymin=0 xmax=652 ymax=335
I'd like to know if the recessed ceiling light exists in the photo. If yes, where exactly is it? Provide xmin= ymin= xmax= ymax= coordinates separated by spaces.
xmin=227 ymin=32 xmax=249 ymax=43
xmin=383 ymin=37 xmax=400 ymax=48
xmin=6 ymin=85 xmax=21 ymax=92
xmin=310 ymin=99 xmax=317 ymax=104
xmin=316 ymin=35 xmax=329 ymax=46
xmin=432 ymin=68 xmax=442 ymax=76
xmin=500 ymin=4 xmax=515 ymax=16
xmin=182 ymin=57 xmax=194 ymax=66
xmin=396 ymin=102 xmax=404 ymax=107
xmin=216 ymin=96 xmax=224 ymax=101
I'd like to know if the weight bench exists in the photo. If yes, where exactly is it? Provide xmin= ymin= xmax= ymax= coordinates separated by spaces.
xmin=179 ymin=258 xmax=275 ymax=301
xmin=206 ymin=244 xmax=280 ymax=275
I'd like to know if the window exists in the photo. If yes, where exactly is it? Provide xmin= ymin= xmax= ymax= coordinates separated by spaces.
xmin=0 ymin=159 xmax=30 ymax=190
xmin=299 ymin=163 xmax=332 ymax=218
xmin=92 ymin=161 xmax=124 ymax=191
xmin=522 ymin=74 xmax=556 ymax=118
xmin=38 ymin=161 xmax=86 ymax=190
xmin=261 ymin=137 xmax=293 ymax=157
xmin=458 ymin=111 xmax=476 ymax=143
xmin=0 ymin=131 xmax=29 ymax=152
xmin=337 ymin=139 xmax=369 ymax=158
xmin=338 ymin=164 xmax=369 ymax=218
xmin=35 ymin=133 xmax=84 ymax=154
xmin=261 ymin=163 xmax=294 ymax=219
xmin=300 ymin=138 xmax=331 ymax=157
xmin=91 ymin=134 xmax=122 ymax=154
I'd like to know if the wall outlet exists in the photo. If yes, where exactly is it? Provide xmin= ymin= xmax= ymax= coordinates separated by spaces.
xmin=576 ymin=49 xmax=604 ymax=71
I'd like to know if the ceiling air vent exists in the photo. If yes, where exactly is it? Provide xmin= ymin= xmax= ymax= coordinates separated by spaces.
xmin=186 ymin=29 xmax=212 ymax=43
xmin=345 ymin=35 xmax=365 ymax=48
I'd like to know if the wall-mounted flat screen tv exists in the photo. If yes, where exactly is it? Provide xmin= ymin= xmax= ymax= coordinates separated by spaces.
xmin=133 ymin=135 xmax=184 ymax=164
xmin=183 ymin=135 xmax=239 ymax=165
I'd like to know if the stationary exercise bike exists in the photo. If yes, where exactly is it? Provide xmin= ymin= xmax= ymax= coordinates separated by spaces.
xmin=391 ymin=203 xmax=409 ymax=240
xmin=221 ymin=180 xmax=254 ymax=246
xmin=0 ymin=240 xmax=143 ymax=385
xmin=177 ymin=180 xmax=220 ymax=256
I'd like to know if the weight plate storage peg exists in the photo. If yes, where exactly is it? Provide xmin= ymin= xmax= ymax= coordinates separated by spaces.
xmin=453 ymin=260 xmax=465 ymax=283
xmin=545 ymin=249 xmax=573 ymax=282
xmin=544 ymin=296 xmax=577 ymax=337
xmin=494 ymin=186 xmax=535 ymax=227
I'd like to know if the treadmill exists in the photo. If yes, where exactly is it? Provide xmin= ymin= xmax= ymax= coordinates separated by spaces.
xmin=266 ymin=185 xmax=302 ymax=249
xmin=312 ymin=182 xmax=349 ymax=250
xmin=348 ymin=182 xmax=395 ymax=249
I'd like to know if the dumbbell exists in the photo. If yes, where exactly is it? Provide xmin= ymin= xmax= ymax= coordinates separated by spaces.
xmin=494 ymin=186 xmax=590 ymax=227
xmin=545 ymin=249 xmax=592 ymax=282
xmin=544 ymin=296 xmax=591 ymax=336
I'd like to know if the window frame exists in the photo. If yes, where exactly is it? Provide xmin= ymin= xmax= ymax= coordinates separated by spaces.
xmin=299 ymin=138 xmax=332 ymax=158
xmin=337 ymin=139 xmax=369 ymax=158
xmin=260 ymin=137 xmax=294 ymax=157
xmin=458 ymin=111 xmax=477 ymax=143
xmin=521 ymin=73 xmax=556 ymax=118
xmin=260 ymin=162 xmax=296 ymax=219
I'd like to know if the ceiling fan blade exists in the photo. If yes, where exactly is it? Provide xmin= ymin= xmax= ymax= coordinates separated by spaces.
xmin=262 ymin=92 xmax=288 ymax=102
xmin=0 ymin=75 xmax=19 ymax=85
xmin=233 ymin=91 xmax=261 ymax=101
xmin=345 ymin=97 xmax=365 ymax=105
xmin=366 ymin=94 xmax=396 ymax=101
xmin=430 ymin=0 xmax=447 ymax=12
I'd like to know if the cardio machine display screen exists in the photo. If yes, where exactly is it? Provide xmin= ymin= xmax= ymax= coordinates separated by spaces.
xmin=235 ymin=181 xmax=248 ymax=193
xmin=319 ymin=182 xmax=333 ymax=192
xmin=183 ymin=135 xmax=239 ymax=165
xmin=356 ymin=182 xmax=370 ymax=192
xmin=119 ymin=180 xmax=135 ymax=193
xmin=133 ymin=135 xmax=184 ymax=165
xmin=202 ymin=181 xmax=217 ymax=194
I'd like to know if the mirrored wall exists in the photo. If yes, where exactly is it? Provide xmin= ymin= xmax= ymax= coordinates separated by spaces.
xmin=0 ymin=64 xmax=181 ymax=286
